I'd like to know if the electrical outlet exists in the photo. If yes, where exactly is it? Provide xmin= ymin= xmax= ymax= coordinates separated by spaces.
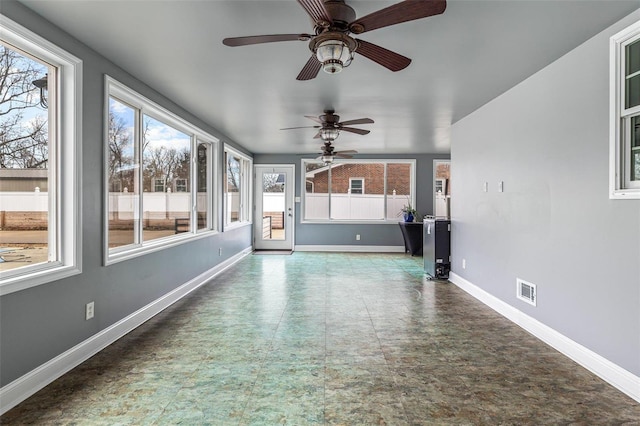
xmin=462 ymin=259 xmax=466 ymax=269
xmin=498 ymin=181 xmax=504 ymax=192
xmin=356 ymin=234 xmax=360 ymax=241
xmin=85 ymin=301 xmax=94 ymax=320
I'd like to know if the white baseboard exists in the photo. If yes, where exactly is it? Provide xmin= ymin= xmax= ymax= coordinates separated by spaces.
xmin=0 ymin=246 xmax=252 ymax=415
xmin=448 ymin=272 xmax=640 ymax=404
xmin=295 ymin=245 xmax=405 ymax=253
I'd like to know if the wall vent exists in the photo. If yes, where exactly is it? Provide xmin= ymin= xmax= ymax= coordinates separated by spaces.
xmin=517 ymin=278 xmax=537 ymax=306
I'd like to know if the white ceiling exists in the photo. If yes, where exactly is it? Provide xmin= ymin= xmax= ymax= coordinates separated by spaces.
xmin=18 ymin=0 xmax=640 ymax=155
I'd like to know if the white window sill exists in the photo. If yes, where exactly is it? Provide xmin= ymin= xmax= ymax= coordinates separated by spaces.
xmin=300 ymin=219 xmax=405 ymax=225
xmin=224 ymin=221 xmax=252 ymax=232
xmin=0 ymin=264 xmax=82 ymax=296
xmin=609 ymin=189 xmax=640 ymax=199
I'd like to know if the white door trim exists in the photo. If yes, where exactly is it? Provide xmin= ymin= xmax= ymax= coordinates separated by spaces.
xmin=254 ymin=164 xmax=295 ymax=251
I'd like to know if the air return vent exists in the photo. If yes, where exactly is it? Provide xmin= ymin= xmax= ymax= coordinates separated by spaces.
xmin=517 ymin=278 xmax=537 ymax=306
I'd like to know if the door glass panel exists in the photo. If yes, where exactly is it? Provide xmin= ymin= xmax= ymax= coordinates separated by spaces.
xmin=261 ymin=172 xmax=285 ymax=240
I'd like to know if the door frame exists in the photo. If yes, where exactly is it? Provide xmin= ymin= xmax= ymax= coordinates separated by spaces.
xmin=253 ymin=164 xmax=295 ymax=251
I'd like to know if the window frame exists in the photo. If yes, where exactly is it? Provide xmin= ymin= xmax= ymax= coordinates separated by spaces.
xmin=152 ymin=178 xmax=166 ymax=193
xmin=0 ymin=15 xmax=82 ymax=296
xmin=223 ymin=145 xmax=253 ymax=230
xmin=104 ymin=76 xmax=218 ymax=265
xmin=174 ymin=178 xmax=188 ymax=192
xmin=301 ymin=159 xmax=416 ymax=224
xmin=609 ymin=19 xmax=640 ymax=199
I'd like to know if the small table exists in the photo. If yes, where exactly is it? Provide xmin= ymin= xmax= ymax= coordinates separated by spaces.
xmin=398 ymin=221 xmax=423 ymax=256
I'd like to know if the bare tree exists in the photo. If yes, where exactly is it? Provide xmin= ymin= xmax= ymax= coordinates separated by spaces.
xmin=262 ymin=173 xmax=284 ymax=192
xmin=0 ymin=45 xmax=48 ymax=169
xmin=226 ymin=155 xmax=241 ymax=192
xmin=108 ymin=110 xmax=134 ymax=191
xmin=143 ymin=145 xmax=190 ymax=192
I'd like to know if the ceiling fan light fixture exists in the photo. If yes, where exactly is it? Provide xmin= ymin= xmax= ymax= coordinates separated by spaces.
xmin=315 ymin=39 xmax=354 ymax=74
xmin=319 ymin=127 xmax=340 ymax=141
xmin=322 ymin=155 xmax=334 ymax=164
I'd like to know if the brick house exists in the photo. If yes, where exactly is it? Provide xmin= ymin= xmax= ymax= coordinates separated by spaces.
xmin=306 ymin=163 xmax=411 ymax=195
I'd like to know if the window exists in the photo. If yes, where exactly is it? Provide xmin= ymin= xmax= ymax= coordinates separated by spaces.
xmin=174 ymin=178 xmax=188 ymax=192
xmin=610 ymin=20 xmax=640 ymax=198
xmin=224 ymin=145 xmax=252 ymax=228
xmin=349 ymin=178 xmax=364 ymax=194
xmin=105 ymin=76 xmax=217 ymax=264
xmin=302 ymin=159 xmax=415 ymax=222
xmin=152 ymin=178 xmax=166 ymax=193
xmin=0 ymin=16 xmax=82 ymax=295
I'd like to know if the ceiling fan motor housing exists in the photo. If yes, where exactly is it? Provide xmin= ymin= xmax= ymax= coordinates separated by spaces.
xmin=321 ymin=0 xmax=356 ymax=30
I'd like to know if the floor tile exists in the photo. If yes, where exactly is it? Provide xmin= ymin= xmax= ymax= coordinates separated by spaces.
xmin=2 ymin=252 xmax=639 ymax=425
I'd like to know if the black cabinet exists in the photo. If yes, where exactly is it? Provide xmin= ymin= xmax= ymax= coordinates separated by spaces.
xmin=398 ymin=222 xmax=423 ymax=256
xmin=423 ymin=218 xmax=451 ymax=279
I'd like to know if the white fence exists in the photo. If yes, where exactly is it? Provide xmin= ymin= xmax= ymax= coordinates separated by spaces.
xmin=305 ymin=193 xmax=407 ymax=220
xmin=262 ymin=193 xmax=285 ymax=212
xmin=0 ymin=191 xmax=49 ymax=211
xmin=2 ymin=191 xmax=411 ymax=221
xmin=106 ymin=192 xmax=204 ymax=219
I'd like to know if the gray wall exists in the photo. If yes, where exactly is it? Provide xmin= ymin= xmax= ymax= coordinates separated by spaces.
xmin=0 ymin=1 xmax=252 ymax=386
xmin=254 ymin=154 xmax=450 ymax=247
xmin=451 ymin=11 xmax=640 ymax=375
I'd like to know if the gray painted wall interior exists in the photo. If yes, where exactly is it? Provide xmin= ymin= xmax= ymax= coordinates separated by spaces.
xmin=253 ymin=154 xmax=450 ymax=247
xmin=0 ymin=1 xmax=253 ymax=386
xmin=451 ymin=11 xmax=640 ymax=376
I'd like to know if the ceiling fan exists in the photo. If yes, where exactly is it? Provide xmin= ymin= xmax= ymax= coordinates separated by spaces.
xmin=317 ymin=140 xmax=357 ymax=164
xmin=281 ymin=110 xmax=374 ymax=141
xmin=222 ymin=0 xmax=447 ymax=80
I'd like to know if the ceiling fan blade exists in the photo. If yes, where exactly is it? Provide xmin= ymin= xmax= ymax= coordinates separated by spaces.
xmin=313 ymin=131 xmax=322 ymax=139
xmin=304 ymin=115 xmax=323 ymax=124
xmin=223 ymin=34 xmax=312 ymax=47
xmin=355 ymin=39 xmax=411 ymax=72
xmin=340 ymin=127 xmax=370 ymax=135
xmin=297 ymin=56 xmax=322 ymax=80
xmin=280 ymin=126 xmax=320 ymax=130
xmin=339 ymin=118 xmax=374 ymax=126
xmin=335 ymin=153 xmax=354 ymax=159
xmin=349 ymin=0 xmax=447 ymax=34
xmin=336 ymin=150 xmax=358 ymax=155
xmin=297 ymin=0 xmax=332 ymax=25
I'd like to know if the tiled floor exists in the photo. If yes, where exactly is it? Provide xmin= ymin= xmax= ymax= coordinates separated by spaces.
xmin=2 ymin=252 xmax=639 ymax=425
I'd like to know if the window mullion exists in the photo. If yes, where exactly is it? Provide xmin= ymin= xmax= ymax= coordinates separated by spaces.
xmin=48 ymin=67 xmax=59 ymax=263
xmin=190 ymin=136 xmax=197 ymax=233
xmin=135 ymin=108 xmax=143 ymax=245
